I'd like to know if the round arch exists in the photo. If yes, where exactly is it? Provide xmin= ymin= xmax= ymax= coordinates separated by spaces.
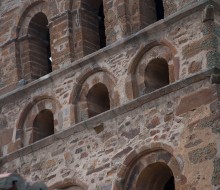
xmin=70 ymin=67 xmax=118 ymax=123
xmin=15 ymin=1 xmax=52 ymax=82
xmin=127 ymin=40 xmax=178 ymax=98
xmin=16 ymin=95 xmax=62 ymax=147
xmin=16 ymin=1 xmax=49 ymax=38
xmin=112 ymin=144 xmax=183 ymax=190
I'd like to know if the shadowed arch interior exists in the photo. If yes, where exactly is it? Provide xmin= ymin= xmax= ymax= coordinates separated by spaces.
xmin=98 ymin=2 xmax=106 ymax=48
xmin=136 ymin=162 xmax=175 ymax=190
xmin=33 ymin=109 xmax=54 ymax=142
xmin=27 ymin=12 xmax=52 ymax=80
xmin=155 ymin=0 xmax=164 ymax=20
xmin=114 ymin=148 xmax=181 ymax=190
xmin=144 ymin=58 xmax=169 ymax=93
xmin=87 ymin=83 xmax=110 ymax=117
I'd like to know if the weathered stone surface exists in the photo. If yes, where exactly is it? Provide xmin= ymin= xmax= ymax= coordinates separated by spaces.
xmin=44 ymin=160 xmax=56 ymax=169
xmin=0 ymin=128 xmax=13 ymax=146
xmin=188 ymin=143 xmax=217 ymax=164
xmin=112 ymin=147 xmax=132 ymax=160
xmin=86 ymin=163 xmax=110 ymax=175
xmin=188 ymin=114 xmax=220 ymax=134
xmin=207 ymin=51 xmax=220 ymax=69
xmin=1 ymin=1 xmax=220 ymax=190
xmin=212 ymin=158 xmax=220 ymax=186
xmin=121 ymin=128 xmax=140 ymax=139
xmin=7 ymin=140 xmax=21 ymax=154
xmin=51 ymin=147 xmax=65 ymax=157
xmin=188 ymin=61 xmax=202 ymax=74
xmin=176 ymin=88 xmax=217 ymax=116
xmin=0 ymin=115 xmax=7 ymax=129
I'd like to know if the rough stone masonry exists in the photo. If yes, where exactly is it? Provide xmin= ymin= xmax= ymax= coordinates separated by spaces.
xmin=1 ymin=0 xmax=220 ymax=190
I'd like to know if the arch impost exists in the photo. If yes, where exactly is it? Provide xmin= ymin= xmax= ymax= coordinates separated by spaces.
xmin=49 ymin=9 xmax=73 ymax=26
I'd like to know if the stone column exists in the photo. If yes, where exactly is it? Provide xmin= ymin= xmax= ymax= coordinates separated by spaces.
xmin=49 ymin=11 xmax=75 ymax=70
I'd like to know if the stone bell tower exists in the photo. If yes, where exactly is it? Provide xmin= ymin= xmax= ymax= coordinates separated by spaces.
xmin=1 ymin=0 xmax=220 ymax=190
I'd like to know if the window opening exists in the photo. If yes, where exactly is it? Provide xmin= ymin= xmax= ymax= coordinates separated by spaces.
xmin=28 ymin=13 xmax=52 ymax=80
xmin=46 ymin=31 xmax=52 ymax=73
xmin=98 ymin=2 xmax=106 ymax=48
xmin=136 ymin=162 xmax=175 ymax=190
xmin=87 ymin=83 xmax=110 ymax=117
xmin=164 ymin=176 xmax=175 ymax=190
xmin=33 ymin=109 xmax=54 ymax=142
xmin=155 ymin=0 xmax=164 ymax=20
xmin=144 ymin=58 xmax=169 ymax=93
xmin=82 ymin=0 xmax=106 ymax=53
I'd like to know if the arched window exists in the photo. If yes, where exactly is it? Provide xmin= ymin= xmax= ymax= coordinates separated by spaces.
xmin=33 ymin=109 xmax=54 ymax=142
xmin=26 ymin=12 xmax=51 ymax=81
xmin=136 ymin=162 xmax=175 ymax=190
xmin=86 ymin=83 xmax=110 ymax=117
xmin=114 ymin=149 xmax=180 ymax=190
xmin=144 ymin=58 xmax=169 ymax=93
xmin=81 ymin=0 xmax=106 ymax=54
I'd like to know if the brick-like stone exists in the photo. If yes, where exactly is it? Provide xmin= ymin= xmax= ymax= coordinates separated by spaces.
xmin=112 ymin=147 xmax=132 ymax=160
xmin=86 ymin=163 xmax=110 ymax=175
xmin=176 ymin=88 xmax=217 ymax=116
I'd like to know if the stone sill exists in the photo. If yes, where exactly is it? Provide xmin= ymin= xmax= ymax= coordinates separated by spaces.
xmin=0 ymin=0 xmax=219 ymax=100
xmin=0 ymin=68 xmax=219 ymax=165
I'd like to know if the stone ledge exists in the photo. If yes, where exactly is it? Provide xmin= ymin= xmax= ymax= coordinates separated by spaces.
xmin=0 ymin=68 xmax=219 ymax=165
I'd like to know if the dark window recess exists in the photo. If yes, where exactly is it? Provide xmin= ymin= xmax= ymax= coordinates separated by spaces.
xmin=28 ymin=12 xmax=52 ymax=80
xmin=33 ymin=109 xmax=54 ymax=142
xmin=136 ymin=162 xmax=175 ymax=190
xmin=144 ymin=58 xmax=169 ymax=93
xmin=87 ymin=83 xmax=110 ymax=118
xmin=46 ymin=31 xmax=52 ymax=73
xmin=164 ymin=176 xmax=175 ymax=190
xmin=81 ymin=0 xmax=107 ymax=54
xmin=98 ymin=2 xmax=106 ymax=48
xmin=155 ymin=0 xmax=164 ymax=20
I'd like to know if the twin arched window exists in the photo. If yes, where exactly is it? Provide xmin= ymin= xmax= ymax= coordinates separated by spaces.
xmin=22 ymin=0 xmax=165 ymax=82
xmin=20 ymin=1 xmax=168 ymax=144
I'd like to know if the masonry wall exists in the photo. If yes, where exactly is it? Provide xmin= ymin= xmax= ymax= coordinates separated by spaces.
xmin=0 ymin=0 xmax=217 ymax=94
xmin=0 ymin=75 xmax=220 ymax=190
xmin=0 ymin=3 xmax=217 ymax=155
xmin=0 ymin=0 xmax=220 ymax=158
xmin=1 ymin=0 xmax=220 ymax=190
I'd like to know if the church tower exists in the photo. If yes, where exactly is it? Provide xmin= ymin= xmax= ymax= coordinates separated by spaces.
xmin=1 ymin=0 xmax=220 ymax=189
